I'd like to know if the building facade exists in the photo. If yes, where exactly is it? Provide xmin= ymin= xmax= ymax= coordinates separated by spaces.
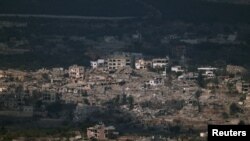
xmin=90 ymin=59 xmax=105 ymax=69
xmin=107 ymin=56 xmax=131 ymax=70
xmin=152 ymin=57 xmax=169 ymax=69
xmin=69 ymin=65 xmax=85 ymax=79
xmin=87 ymin=124 xmax=119 ymax=140
xmin=135 ymin=59 xmax=152 ymax=70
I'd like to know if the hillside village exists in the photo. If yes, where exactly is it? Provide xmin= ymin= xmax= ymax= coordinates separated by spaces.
xmin=0 ymin=0 xmax=250 ymax=140
xmin=1 ymin=52 xmax=250 ymax=141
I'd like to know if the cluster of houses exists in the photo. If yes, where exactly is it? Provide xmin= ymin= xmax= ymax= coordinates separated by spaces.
xmin=91 ymin=52 xmax=169 ymax=71
xmin=0 ymin=52 xmax=250 ymax=140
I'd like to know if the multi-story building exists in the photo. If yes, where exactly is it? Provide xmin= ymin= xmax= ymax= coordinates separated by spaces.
xmin=236 ymin=81 xmax=250 ymax=94
xmin=135 ymin=59 xmax=152 ymax=70
xmin=152 ymin=57 xmax=169 ymax=69
xmin=87 ymin=124 xmax=119 ymax=140
xmin=69 ymin=65 xmax=85 ymax=79
xmin=90 ymin=59 xmax=105 ymax=69
xmin=107 ymin=56 xmax=131 ymax=70
xmin=242 ymin=82 xmax=250 ymax=94
xmin=198 ymin=67 xmax=217 ymax=79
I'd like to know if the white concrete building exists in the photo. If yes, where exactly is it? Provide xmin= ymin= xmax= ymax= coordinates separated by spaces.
xmin=171 ymin=66 xmax=184 ymax=73
xmin=197 ymin=67 xmax=217 ymax=71
xmin=152 ymin=57 xmax=169 ymax=69
xmin=198 ymin=67 xmax=217 ymax=78
xmin=90 ymin=59 xmax=105 ymax=69
xmin=202 ymin=70 xmax=215 ymax=78
xmin=90 ymin=61 xmax=98 ymax=69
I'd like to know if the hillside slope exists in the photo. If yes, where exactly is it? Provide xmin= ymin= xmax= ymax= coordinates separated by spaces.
xmin=144 ymin=0 xmax=250 ymax=23
xmin=0 ymin=0 xmax=148 ymax=17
